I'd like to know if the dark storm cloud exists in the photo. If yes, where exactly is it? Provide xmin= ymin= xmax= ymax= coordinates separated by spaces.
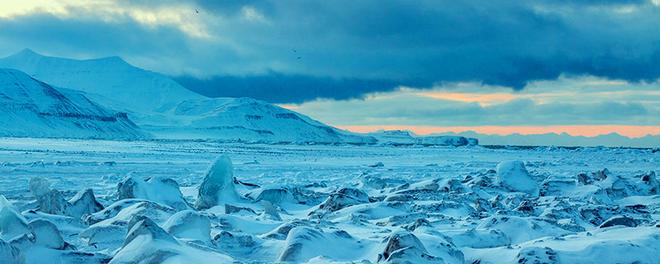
xmin=174 ymin=73 xmax=406 ymax=104
xmin=183 ymin=0 xmax=660 ymax=102
xmin=1 ymin=0 xmax=659 ymax=103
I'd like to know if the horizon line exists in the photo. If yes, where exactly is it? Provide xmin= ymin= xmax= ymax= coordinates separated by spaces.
xmin=338 ymin=125 xmax=660 ymax=138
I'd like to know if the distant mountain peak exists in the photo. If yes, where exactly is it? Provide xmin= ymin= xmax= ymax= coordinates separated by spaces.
xmin=7 ymin=48 xmax=42 ymax=59
xmin=102 ymin=55 xmax=127 ymax=63
xmin=5 ymin=49 xmax=130 ymax=67
xmin=87 ymin=55 xmax=131 ymax=67
xmin=0 ymin=50 xmax=205 ymax=113
xmin=18 ymin=48 xmax=38 ymax=55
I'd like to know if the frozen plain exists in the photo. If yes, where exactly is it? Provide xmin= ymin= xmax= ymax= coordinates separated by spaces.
xmin=0 ymin=137 xmax=658 ymax=263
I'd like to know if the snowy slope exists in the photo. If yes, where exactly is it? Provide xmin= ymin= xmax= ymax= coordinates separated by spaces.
xmin=0 ymin=68 xmax=146 ymax=139
xmin=0 ymin=49 xmax=204 ymax=114
xmin=0 ymin=50 xmax=378 ymax=144
xmin=153 ymin=97 xmax=376 ymax=143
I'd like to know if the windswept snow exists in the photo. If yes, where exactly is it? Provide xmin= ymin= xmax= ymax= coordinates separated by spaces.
xmin=0 ymin=138 xmax=657 ymax=263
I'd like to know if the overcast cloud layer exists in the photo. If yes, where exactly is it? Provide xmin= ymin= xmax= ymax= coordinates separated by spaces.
xmin=0 ymin=0 xmax=659 ymax=103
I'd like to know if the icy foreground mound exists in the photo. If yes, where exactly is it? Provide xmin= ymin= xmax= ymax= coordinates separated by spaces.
xmin=117 ymin=175 xmax=190 ymax=210
xmin=163 ymin=210 xmax=211 ymax=243
xmin=377 ymin=230 xmax=455 ymax=263
xmin=0 ymin=68 xmax=145 ymax=139
xmin=278 ymin=226 xmax=364 ymax=262
xmin=196 ymin=155 xmax=241 ymax=209
xmin=1 ymin=150 xmax=658 ymax=264
xmin=0 ymin=196 xmax=30 ymax=241
xmin=29 ymin=177 xmax=104 ymax=218
xmin=110 ymin=216 xmax=231 ymax=264
xmin=0 ymin=239 xmax=24 ymax=264
xmin=496 ymin=160 xmax=538 ymax=195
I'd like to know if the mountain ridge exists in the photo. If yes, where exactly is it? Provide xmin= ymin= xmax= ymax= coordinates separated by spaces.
xmin=433 ymin=130 xmax=658 ymax=148
xmin=0 ymin=50 xmax=380 ymax=144
xmin=0 ymin=49 xmax=205 ymax=114
xmin=0 ymin=68 xmax=147 ymax=139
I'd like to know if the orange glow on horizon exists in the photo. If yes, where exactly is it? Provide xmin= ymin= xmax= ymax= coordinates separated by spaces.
xmin=415 ymin=91 xmax=517 ymax=105
xmin=338 ymin=125 xmax=660 ymax=138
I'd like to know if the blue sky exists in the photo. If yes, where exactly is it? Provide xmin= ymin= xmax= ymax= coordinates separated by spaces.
xmin=0 ymin=0 xmax=658 ymax=137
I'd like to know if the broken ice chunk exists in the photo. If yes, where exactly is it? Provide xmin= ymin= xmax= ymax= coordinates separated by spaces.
xmin=0 ymin=195 xmax=30 ymax=241
xmin=163 ymin=210 xmax=211 ymax=243
xmin=378 ymin=230 xmax=444 ymax=263
xmin=0 ymin=239 xmax=24 ymax=264
xmin=496 ymin=161 xmax=538 ymax=195
xmin=196 ymin=155 xmax=241 ymax=210
xmin=27 ymin=219 xmax=66 ymax=249
xmin=117 ymin=175 xmax=190 ymax=211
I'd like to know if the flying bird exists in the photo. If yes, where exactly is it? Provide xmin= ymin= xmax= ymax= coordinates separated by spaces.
xmin=195 ymin=9 xmax=199 ymax=14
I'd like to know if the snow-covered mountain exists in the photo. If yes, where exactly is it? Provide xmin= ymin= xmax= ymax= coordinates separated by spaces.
xmin=0 ymin=68 xmax=146 ymax=139
xmin=155 ymin=97 xmax=375 ymax=143
xmin=0 ymin=50 xmax=376 ymax=144
xmin=0 ymin=49 xmax=203 ymax=114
